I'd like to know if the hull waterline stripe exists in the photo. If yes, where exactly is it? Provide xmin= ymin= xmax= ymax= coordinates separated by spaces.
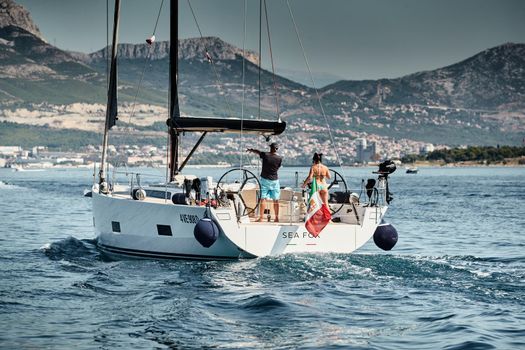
xmin=97 ymin=243 xmax=247 ymax=260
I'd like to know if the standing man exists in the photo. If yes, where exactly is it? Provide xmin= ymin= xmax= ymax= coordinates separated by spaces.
xmin=247 ymin=142 xmax=283 ymax=222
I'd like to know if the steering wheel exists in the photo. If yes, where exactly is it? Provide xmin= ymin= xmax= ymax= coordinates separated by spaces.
xmin=328 ymin=168 xmax=348 ymax=215
xmin=215 ymin=168 xmax=261 ymax=217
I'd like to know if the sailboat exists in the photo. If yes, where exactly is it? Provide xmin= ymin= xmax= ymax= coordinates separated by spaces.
xmin=91 ymin=0 xmax=397 ymax=259
xmin=406 ymin=166 xmax=419 ymax=174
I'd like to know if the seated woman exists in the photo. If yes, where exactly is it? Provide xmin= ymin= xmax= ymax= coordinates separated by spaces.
xmin=302 ymin=152 xmax=331 ymax=208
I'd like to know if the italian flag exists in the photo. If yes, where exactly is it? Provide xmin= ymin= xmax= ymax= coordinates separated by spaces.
xmin=305 ymin=180 xmax=331 ymax=237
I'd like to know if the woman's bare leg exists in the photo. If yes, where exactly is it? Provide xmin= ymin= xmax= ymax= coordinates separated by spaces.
xmin=319 ymin=189 xmax=332 ymax=222
xmin=319 ymin=189 xmax=329 ymax=208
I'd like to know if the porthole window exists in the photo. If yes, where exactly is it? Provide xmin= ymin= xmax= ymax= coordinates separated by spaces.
xmin=157 ymin=224 xmax=172 ymax=236
xmin=111 ymin=221 xmax=121 ymax=233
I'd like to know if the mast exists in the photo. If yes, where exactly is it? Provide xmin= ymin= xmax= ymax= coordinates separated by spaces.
xmin=99 ymin=0 xmax=121 ymax=189
xmin=168 ymin=0 xmax=181 ymax=181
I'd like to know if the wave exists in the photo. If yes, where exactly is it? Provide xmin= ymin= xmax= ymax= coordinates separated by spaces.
xmin=40 ymin=236 xmax=100 ymax=262
xmin=240 ymin=294 xmax=288 ymax=312
xmin=443 ymin=340 xmax=497 ymax=350
xmin=417 ymin=313 xmax=456 ymax=322
xmin=250 ymin=253 xmax=523 ymax=307
xmin=24 ymin=181 xmax=88 ymax=197
xmin=0 ymin=181 xmax=22 ymax=189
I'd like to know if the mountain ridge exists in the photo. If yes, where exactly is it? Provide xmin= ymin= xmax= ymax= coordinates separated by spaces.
xmin=0 ymin=0 xmax=523 ymax=148
xmin=321 ymin=42 xmax=525 ymax=112
xmin=81 ymin=36 xmax=260 ymax=65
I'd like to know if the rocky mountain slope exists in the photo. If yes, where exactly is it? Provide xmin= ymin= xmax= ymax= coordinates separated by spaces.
xmin=0 ymin=0 xmax=42 ymax=40
xmin=0 ymin=0 xmax=152 ymax=106
xmin=0 ymin=23 xmax=103 ymax=105
xmin=83 ymin=36 xmax=259 ymax=64
xmin=0 ymin=0 xmax=524 ymax=147
xmin=322 ymin=43 xmax=525 ymax=112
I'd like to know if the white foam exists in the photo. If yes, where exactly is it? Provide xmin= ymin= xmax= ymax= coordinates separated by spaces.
xmin=40 ymin=243 xmax=52 ymax=250
xmin=0 ymin=182 xmax=20 ymax=189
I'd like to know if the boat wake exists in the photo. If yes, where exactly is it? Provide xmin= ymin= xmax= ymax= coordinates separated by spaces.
xmin=40 ymin=236 xmax=101 ymax=263
xmin=245 ymin=252 xmax=525 ymax=307
xmin=0 ymin=181 xmax=20 ymax=189
xmin=346 ymin=253 xmax=525 ymax=305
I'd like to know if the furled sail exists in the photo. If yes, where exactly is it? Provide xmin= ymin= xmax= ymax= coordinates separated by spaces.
xmin=107 ymin=52 xmax=118 ymax=129
xmin=105 ymin=0 xmax=120 ymax=130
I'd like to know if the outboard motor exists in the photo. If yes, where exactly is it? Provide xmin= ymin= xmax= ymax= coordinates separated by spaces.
xmin=373 ymin=222 xmax=398 ymax=251
xmin=378 ymin=159 xmax=396 ymax=174
xmin=194 ymin=206 xmax=220 ymax=248
xmin=374 ymin=159 xmax=396 ymax=205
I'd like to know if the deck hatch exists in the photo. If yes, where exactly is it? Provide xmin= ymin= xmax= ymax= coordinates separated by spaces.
xmin=111 ymin=221 xmax=121 ymax=233
xmin=157 ymin=224 xmax=173 ymax=236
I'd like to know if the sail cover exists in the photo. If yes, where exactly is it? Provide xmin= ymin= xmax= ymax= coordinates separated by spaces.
xmin=168 ymin=117 xmax=286 ymax=135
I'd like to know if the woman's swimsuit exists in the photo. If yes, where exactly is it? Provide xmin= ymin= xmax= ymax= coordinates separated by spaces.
xmin=313 ymin=164 xmax=328 ymax=190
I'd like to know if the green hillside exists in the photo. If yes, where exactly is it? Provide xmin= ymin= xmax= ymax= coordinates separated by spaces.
xmin=0 ymin=121 xmax=165 ymax=150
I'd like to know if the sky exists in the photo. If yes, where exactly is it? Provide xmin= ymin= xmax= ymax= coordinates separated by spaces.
xmin=17 ymin=0 xmax=525 ymax=81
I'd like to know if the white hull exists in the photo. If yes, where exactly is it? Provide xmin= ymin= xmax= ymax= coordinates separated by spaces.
xmin=92 ymin=189 xmax=387 ymax=260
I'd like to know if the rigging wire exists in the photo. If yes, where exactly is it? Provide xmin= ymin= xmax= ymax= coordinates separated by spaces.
xmin=101 ymin=0 xmax=111 ymax=178
xmin=263 ymin=0 xmax=281 ymax=122
xmin=262 ymin=0 xmax=291 ymax=162
xmin=103 ymin=0 xmax=164 ymax=174
xmin=239 ymin=0 xmax=247 ymax=170
xmin=165 ymin=122 xmax=170 ymax=184
xmin=187 ymin=0 xmax=235 ymax=119
xmin=258 ymin=0 xmax=262 ymax=120
xmin=255 ymin=0 xmax=263 ymax=176
xmin=106 ymin=0 xmax=109 ymax=89
xmin=285 ymin=0 xmax=347 ymax=178
xmin=98 ymin=0 xmax=109 ymax=181
xmin=126 ymin=0 xmax=165 ymax=128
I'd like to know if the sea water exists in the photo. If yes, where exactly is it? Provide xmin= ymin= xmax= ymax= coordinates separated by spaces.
xmin=0 ymin=166 xmax=524 ymax=349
